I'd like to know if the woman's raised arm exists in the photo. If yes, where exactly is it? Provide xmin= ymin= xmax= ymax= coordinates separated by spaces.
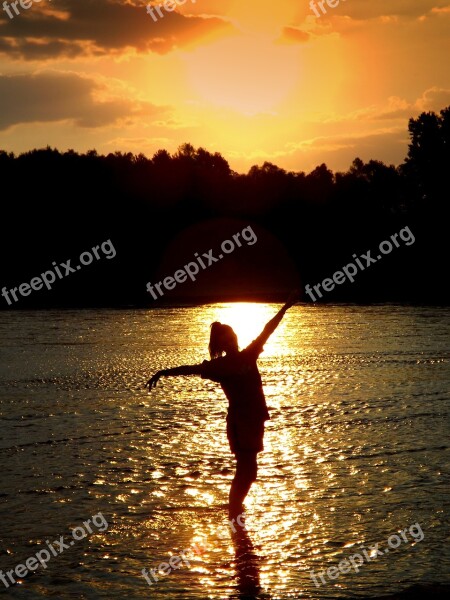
xmin=247 ymin=290 xmax=299 ymax=353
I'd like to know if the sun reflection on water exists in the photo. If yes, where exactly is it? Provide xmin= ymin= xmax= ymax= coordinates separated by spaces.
xmin=196 ymin=302 xmax=277 ymax=353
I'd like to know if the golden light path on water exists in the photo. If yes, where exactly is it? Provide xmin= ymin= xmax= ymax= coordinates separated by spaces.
xmin=185 ymin=303 xmax=291 ymax=595
xmin=186 ymin=303 xmax=321 ymax=597
xmin=199 ymin=305 xmax=299 ymax=589
xmin=0 ymin=304 xmax=448 ymax=599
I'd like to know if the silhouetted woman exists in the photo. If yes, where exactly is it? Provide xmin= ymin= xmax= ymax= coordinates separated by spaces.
xmin=146 ymin=294 xmax=298 ymax=518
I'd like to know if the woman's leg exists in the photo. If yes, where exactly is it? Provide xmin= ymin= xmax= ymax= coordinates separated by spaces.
xmin=229 ymin=451 xmax=258 ymax=518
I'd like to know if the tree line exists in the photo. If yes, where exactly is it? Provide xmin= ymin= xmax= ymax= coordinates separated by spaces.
xmin=0 ymin=107 xmax=448 ymax=307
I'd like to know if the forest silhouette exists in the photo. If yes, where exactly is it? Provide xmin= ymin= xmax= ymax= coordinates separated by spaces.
xmin=0 ymin=107 xmax=448 ymax=308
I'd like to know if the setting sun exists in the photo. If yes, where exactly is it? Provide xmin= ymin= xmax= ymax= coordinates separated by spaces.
xmin=184 ymin=36 xmax=301 ymax=114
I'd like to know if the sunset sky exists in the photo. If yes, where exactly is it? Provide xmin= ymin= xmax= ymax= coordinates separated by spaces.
xmin=0 ymin=0 xmax=449 ymax=172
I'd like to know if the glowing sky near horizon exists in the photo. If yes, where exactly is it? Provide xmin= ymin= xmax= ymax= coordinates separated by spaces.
xmin=0 ymin=0 xmax=449 ymax=172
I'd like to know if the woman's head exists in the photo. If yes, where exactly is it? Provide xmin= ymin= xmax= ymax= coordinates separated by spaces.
xmin=209 ymin=322 xmax=238 ymax=358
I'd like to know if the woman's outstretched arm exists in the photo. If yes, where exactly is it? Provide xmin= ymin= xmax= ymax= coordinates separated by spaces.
xmin=248 ymin=290 xmax=300 ymax=353
xmin=146 ymin=364 xmax=203 ymax=390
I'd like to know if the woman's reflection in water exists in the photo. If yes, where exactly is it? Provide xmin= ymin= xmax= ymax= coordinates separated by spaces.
xmin=230 ymin=520 xmax=269 ymax=600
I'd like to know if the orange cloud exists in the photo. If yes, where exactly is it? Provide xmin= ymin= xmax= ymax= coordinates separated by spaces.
xmin=278 ymin=27 xmax=310 ymax=44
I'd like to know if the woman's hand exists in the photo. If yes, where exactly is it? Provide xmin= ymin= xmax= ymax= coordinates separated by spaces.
xmin=146 ymin=370 xmax=163 ymax=390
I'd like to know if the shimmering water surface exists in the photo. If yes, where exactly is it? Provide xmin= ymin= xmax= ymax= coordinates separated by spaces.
xmin=0 ymin=305 xmax=449 ymax=599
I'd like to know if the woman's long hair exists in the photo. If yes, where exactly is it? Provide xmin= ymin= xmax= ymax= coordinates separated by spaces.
xmin=209 ymin=322 xmax=238 ymax=359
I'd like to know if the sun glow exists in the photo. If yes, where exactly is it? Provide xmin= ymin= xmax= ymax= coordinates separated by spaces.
xmin=184 ymin=36 xmax=301 ymax=114
xmin=208 ymin=302 xmax=276 ymax=350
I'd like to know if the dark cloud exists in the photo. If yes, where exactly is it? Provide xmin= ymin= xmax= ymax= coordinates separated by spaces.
xmin=0 ymin=71 xmax=169 ymax=130
xmin=0 ymin=0 xmax=232 ymax=60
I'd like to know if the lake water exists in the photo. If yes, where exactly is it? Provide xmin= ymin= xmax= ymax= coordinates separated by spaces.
xmin=0 ymin=304 xmax=449 ymax=599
